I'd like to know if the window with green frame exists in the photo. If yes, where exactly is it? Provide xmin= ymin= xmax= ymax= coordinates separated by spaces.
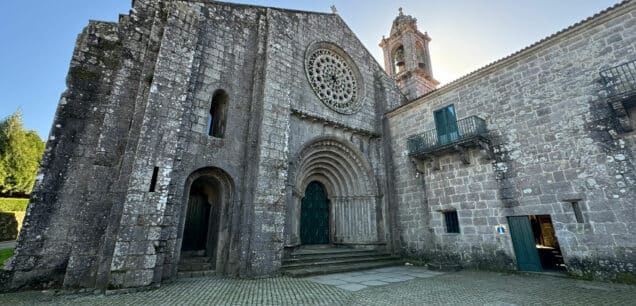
xmin=434 ymin=104 xmax=459 ymax=145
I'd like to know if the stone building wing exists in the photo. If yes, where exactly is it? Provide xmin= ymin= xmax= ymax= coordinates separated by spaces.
xmin=387 ymin=0 xmax=636 ymax=280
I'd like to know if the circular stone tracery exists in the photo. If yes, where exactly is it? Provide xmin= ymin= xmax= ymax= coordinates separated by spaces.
xmin=305 ymin=45 xmax=363 ymax=114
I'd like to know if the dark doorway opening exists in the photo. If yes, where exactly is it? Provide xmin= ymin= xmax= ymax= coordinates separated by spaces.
xmin=508 ymin=215 xmax=566 ymax=272
xmin=529 ymin=215 xmax=566 ymax=271
xmin=300 ymin=181 xmax=329 ymax=245
xmin=181 ymin=176 xmax=221 ymax=268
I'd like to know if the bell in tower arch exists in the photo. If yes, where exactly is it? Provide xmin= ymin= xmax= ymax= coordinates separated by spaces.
xmin=380 ymin=8 xmax=439 ymax=99
xmin=394 ymin=45 xmax=405 ymax=73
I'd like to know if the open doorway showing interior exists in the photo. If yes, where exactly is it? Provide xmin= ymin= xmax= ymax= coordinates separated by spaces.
xmin=177 ymin=167 xmax=235 ymax=276
xmin=508 ymin=215 xmax=566 ymax=273
xmin=529 ymin=215 xmax=566 ymax=271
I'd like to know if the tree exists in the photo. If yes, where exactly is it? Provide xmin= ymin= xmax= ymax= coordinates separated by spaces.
xmin=0 ymin=111 xmax=45 ymax=195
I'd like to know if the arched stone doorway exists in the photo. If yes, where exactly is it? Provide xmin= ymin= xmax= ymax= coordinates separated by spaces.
xmin=300 ymin=181 xmax=330 ymax=245
xmin=182 ymin=176 xmax=221 ymax=257
xmin=287 ymin=137 xmax=383 ymax=247
xmin=178 ymin=167 xmax=234 ymax=274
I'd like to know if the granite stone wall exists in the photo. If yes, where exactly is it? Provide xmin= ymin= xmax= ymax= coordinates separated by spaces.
xmin=237 ymin=5 xmax=403 ymax=274
xmin=388 ymin=1 xmax=636 ymax=280
xmin=4 ymin=0 xmax=403 ymax=291
xmin=5 ymin=0 xmax=174 ymax=291
xmin=0 ymin=212 xmax=18 ymax=241
xmin=7 ymin=20 xmax=124 ymax=290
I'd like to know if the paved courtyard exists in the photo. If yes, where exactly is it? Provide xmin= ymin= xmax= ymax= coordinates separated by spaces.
xmin=305 ymin=266 xmax=444 ymax=291
xmin=1 ymin=267 xmax=635 ymax=305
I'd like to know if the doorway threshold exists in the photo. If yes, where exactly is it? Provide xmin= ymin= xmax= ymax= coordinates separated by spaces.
xmin=520 ymin=270 xmax=568 ymax=279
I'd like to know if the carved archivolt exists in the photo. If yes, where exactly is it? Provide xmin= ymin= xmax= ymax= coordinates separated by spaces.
xmin=291 ymin=137 xmax=376 ymax=197
xmin=288 ymin=136 xmax=380 ymax=243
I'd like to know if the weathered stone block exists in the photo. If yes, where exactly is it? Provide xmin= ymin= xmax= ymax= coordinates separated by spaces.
xmin=0 ymin=212 xmax=18 ymax=242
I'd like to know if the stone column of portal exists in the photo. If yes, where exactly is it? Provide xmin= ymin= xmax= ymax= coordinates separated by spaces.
xmin=329 ymin=196 xmax=338 ymax=243
xmin=342 ymin=196 xmax=350 ymax=242
xmin=285 ymin=187 xmax=302 ymax=247
xmin=333 ymin=197 xmax=345 ymax=243
xmin=333 ymin=197 xmax=344 ymax=242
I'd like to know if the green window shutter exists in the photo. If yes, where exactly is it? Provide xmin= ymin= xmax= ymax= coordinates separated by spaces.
xmin=434 ymin=104 xmax=459 ymax=145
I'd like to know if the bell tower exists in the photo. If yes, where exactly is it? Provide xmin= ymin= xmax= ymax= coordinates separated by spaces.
xmin=380 ymin=8 xmax=439 ymax=100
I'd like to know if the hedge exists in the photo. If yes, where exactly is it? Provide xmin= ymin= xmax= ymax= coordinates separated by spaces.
xmin=0 ymin=198 xmax=29 ymax=212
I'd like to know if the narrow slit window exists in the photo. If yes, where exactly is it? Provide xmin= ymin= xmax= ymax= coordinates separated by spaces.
xmin=444 ymin=211 xmax=460 ymax=233
xmin=149 ymin=167 xmax=159 ymax=192
xmin=571 ymin=201 xmax=584 ymax=223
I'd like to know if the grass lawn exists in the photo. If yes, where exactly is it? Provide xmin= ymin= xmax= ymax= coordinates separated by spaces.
xmin=0 ymin=248 xmax=14 ymax=266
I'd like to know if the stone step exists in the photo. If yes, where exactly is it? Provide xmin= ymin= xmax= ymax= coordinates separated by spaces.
xmin=283 ymin=252 xmax=391 ymax=264
xmin=289 ymin=247 xmax=376 ymax=256
xmin=282 ymin=259 xmax=404 ymax=277
xmin=179 ymin=256 xmax=212 ymax=264
xmin=178 ymin=262 xmax=214 ymax=272
xmin=283 ymin=254 xmax=399 ymax=266
xmin=282 ymin=255 xmax=399 ymax=268
xmin=177 ymin=270 xmax=216 ymax=279
xmin=181 ymin=250 xmax=205 ymax=257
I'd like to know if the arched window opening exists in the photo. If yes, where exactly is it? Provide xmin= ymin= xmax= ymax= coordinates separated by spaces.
xmin=393 ymin=45 xmax=405 ymax=74
xmin=207 ymin=90 xmax=228 ymax=138
xmin=416 ymin=43 xmax=427 ymax=70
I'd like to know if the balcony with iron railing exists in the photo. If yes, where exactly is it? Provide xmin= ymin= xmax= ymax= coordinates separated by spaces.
xmin=407 ymin=115 xmax=490 ymax=162
xmin=600 ymin=59 xmax=636 ymax=100
xmin=600 ymin=59 xmax=636 ymax=132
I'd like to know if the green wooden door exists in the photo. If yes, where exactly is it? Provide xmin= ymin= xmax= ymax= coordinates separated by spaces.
xmin=508 ymin=216 xmax=542 ymax=272
xmin=183 ymin=193 xmax=210 ymax=251
xmin=300 ymin=182 xmax=329 ymax=245
xmin=434 ymin=104 xmax=460 ymax=145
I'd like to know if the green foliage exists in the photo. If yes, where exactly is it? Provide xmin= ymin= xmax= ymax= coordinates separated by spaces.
xmin=615 ymin=272 xmax=636 ymax=284
xmin=0 ymin=111 xmax=45 ymax=194
xmin=0 ymin=248 xmax=13 ymax=266
xmin=0 ymin=198 xmax=29 ymax=212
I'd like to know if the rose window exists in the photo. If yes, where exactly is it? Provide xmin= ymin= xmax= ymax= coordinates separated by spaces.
xmin=305 ymin=48 xmax=362 ymax=114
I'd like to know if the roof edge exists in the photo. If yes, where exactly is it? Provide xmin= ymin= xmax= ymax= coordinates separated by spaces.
xmin=386 ymin=0 xmax=634 ymax=118
xmin=184 ymin=0 xmax=335 ymax=16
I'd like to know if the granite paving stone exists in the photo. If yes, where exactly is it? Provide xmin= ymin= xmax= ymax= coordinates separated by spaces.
xmin=1 ymin=269 xmax=635 ymax=305
xmin=335 ymin=283 xmax=367 ymax=292
xmin=360 ymin=280 xmax=389 ymax=286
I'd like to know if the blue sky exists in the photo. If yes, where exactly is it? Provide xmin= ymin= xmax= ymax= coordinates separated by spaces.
xmin=0 ymin=0 xmax=621 ymax=138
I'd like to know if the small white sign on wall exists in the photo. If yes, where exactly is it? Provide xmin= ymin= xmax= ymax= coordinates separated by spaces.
xmin=495 ymin=224 xmax=507 ymax=234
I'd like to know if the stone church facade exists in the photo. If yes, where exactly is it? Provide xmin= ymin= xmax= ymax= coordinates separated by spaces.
xmin=1 ymin=0 xmax=635 ymax=291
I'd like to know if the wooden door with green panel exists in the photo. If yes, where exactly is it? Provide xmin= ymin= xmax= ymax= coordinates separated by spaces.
xmin=183 ymin=192 xmax=211 ymax=251
xmin=508 ymin=216 xmax=542 ymax=272
xmin=300 ymin=181 xmax=330 ymax=245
